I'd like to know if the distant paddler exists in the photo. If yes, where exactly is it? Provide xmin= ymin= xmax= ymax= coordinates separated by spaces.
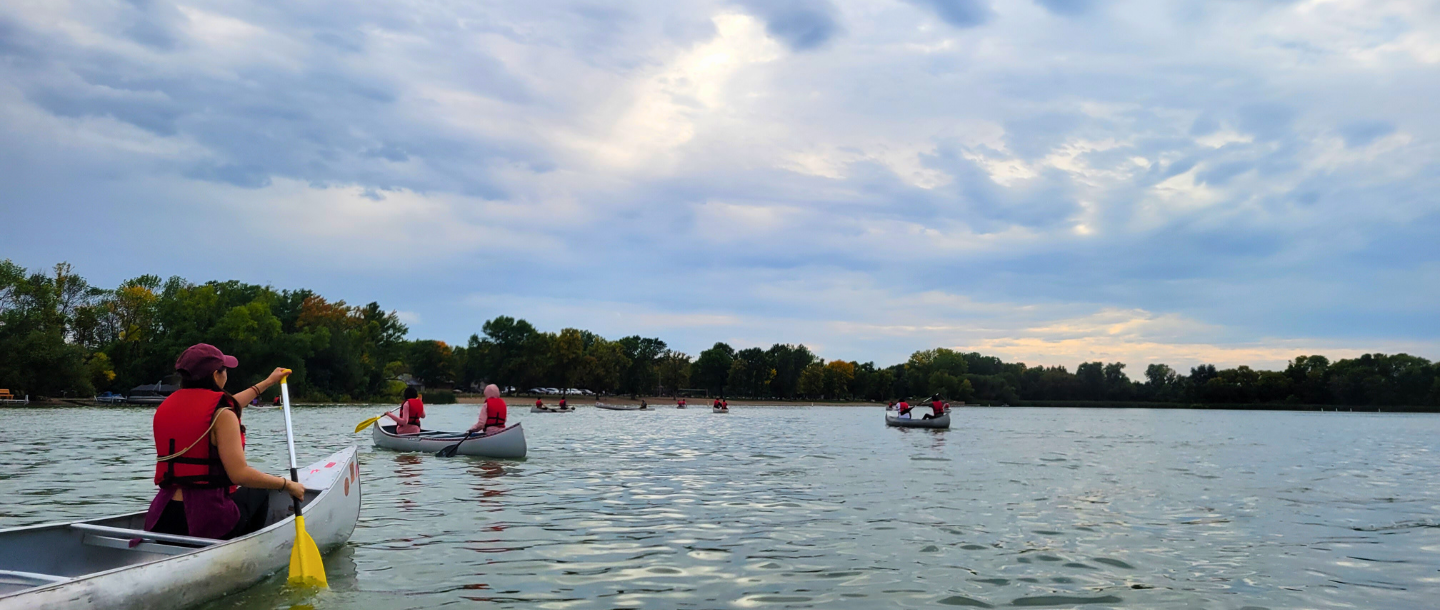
xmin=677 ymin=397 xmax=686 ymax=409
xmin=383 ymin=387 xmax=426 ymax=434
xmin=895 ymin=399 xmax=913 ymax=419
xmin=467 ymin=384 xmax=508 ymax=435
xmin=924 ymin=394 xmax=947 ymax=420
xmin=558 ymin=396 xmax=568 ymax=410
xmin=149 ymin=344 xmax=306 ymax=540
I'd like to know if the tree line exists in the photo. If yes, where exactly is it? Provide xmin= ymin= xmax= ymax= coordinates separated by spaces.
xmin=2 ymin=261 xmax=1438 ymax=407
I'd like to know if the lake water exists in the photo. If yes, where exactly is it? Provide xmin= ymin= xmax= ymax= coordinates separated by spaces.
xmin=2 ymin=405 xmax=1438 ymax=609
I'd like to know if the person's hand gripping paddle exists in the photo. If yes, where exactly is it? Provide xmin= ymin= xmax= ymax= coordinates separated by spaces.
xmin=353 ymin=407 xmax=399 ymax=433
xmin=279 ymin=373 xmax=328 ymax=588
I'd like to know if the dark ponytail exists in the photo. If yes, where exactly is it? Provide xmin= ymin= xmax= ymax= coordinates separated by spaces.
xmin=180 ymin=371 xmax=243 ymax=421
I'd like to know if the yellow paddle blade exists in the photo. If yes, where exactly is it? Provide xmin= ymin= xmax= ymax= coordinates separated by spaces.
xmin=353 ymin=415 xmax=384 ymax=433
xmin=287 ymin=515 xmax=328 ymax=588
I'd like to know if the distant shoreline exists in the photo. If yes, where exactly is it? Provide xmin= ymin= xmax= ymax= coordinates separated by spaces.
xmin=13 ymin=396 xmax=1437 ymax=413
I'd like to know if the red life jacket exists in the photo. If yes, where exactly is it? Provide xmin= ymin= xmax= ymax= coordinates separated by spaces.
xmin=931 ymin=400 xmax=944 ymax=414
xmin=536 ymin=399 xmax=543 ymax=407
xmin=484 ymin=397 xmax=507 ymax=428
xmin=153 ymin=389 xmax=243 ymax=489
xmin=403 ymin=398 xmax=425 ymax=425
xmin=898 ymin=401 xmax=912 ymax=414
xmin=559 ymin=398 xmax=567 ymax=407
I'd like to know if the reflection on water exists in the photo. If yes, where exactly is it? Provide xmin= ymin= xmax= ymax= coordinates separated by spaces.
xmin=2 ymin=405 xmax=1439 ymax=608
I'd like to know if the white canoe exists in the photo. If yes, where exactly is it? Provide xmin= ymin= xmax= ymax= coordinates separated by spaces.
xmin=372 ymin=424 xmax=527 ymax=458
xmin=885 ymin=412 xmax=950 ymax=429
xmin=530 ymin=407 xmax=573 ymax=413
xmin=0 ymin=447 xmax=361 ymax=610
xmin=712 ymin=407 xmax=729 ymax=413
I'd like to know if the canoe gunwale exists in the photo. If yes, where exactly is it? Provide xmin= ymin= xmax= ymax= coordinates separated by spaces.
xmin=0 ymin=446 xmax=361 ymax=610
xmin=372 ymin=423 xmax=527 ymax=458
xmin=885 ymin=412 xmax=951 ymax=429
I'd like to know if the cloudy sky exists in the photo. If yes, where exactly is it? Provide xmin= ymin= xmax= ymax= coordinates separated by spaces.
xmin=2 ymin=0 xmax=1437 ymax=370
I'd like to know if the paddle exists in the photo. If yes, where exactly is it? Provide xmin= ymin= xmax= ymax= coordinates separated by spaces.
xmin=353 ymin=407 xmax=400 ymax=433
xmin=436 ymin=430 xmax=478 ymax=457
xmin=279 ymin=374 xmax=328 ymax=588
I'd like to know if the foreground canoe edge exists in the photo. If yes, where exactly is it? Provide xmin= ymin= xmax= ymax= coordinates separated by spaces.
xmin=372 ymin=423 xmax=528 ymax=458
xmin=885 ymin=412 xmax=951 ymax=429
xmin=0 ymin=446 xmax=362 ymax=610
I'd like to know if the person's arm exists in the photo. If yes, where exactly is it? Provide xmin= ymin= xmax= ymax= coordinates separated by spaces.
xmin=384 ymin=402 xmax=408 ymax=424
xmin=467 ymin=404 xmax=487 ymax=433
xmin=213 ymin=409 xmax=305 ymax=500
xmin=233 ymin=367 xmax=289 ymax=407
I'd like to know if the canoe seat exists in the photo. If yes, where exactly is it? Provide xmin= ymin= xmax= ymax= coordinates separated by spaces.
xmin=0 ymin=569 xmax=69 ymax=587
xmin=72 ymin=523 xmax=219 ymax=556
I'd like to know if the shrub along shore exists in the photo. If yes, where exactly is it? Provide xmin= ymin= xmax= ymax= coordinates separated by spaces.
xmin=3 ymin=260 xmax=1438 ymax=411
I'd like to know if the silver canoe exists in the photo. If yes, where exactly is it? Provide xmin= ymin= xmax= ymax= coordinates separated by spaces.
xmin=594 ymin=404 xmax=648 ymax=411
xmin=712 ymin=407 xmax=729 ymax=413
xmin=0 ymin=447 xmax=361 ymax=610
xmin=530 ymin=406 xmax=573 ymax=413
xmin=885 ymin=412 xmax=951 ymax=429
xmin=371 ymin=424 xmax=527 ymax=458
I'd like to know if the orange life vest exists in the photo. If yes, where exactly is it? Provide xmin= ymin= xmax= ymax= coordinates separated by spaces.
xmin=153 ymin=389 xmax=243 ymax=488
xmin=484 ymin=397 xmax=507 ymax=428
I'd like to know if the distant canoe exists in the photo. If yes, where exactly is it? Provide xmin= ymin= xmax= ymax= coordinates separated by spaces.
xmin=0 ymin=447 xmax=360 ymax=610
xmin=595 ymin=404 xmax=649 ymax=411
xmin=885 ymin=413 xmax=950 ymax=429
xmin=530 ymin=406 xmax=573 ymax=413
xmin=712 ymin=407 xmax=729 ymax=413
xmin=372 ymin=424 xmax=527 ymax=458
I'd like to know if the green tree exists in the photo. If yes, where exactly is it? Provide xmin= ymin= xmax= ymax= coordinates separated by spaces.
xmin=797 ymin=362 xmax=825 ymax=397
xmin=694 ymin=342 xmax=736 ymax=395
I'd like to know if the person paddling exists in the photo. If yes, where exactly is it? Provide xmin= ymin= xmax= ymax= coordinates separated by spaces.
xmin=148 ymin=344 xmax=305 ymax=540
xmin=467 ymin=384 xmax=508 ymax=436
xmin=383 ymin=387 xmax=426 ymax=434
xmin=923 ymin=394 xmax=946 ymax=420
xmin=896 ymin=399 xmax=913 ymax=419
xmin=558 ymin=396 xmax=568 ymax=410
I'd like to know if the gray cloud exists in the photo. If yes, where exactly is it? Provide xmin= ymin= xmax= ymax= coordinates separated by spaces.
xmin=1034 ymin=0 xmax=1098 ymax=16
xmin=734 ymin=0 xmax=843 ymax=51
xmin=904 ymin=0 xmax=993 ymax=28
xmin=1 ymin=0 xmax=1437 ymax=367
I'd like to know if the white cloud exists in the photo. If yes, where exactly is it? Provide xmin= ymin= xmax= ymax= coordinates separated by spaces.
xmin=1 ymin=0 xmax=1436 ymax=368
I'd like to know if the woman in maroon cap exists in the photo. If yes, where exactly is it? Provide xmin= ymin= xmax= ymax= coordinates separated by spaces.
xmin=147 ymin=343 xmax=305 ymax=539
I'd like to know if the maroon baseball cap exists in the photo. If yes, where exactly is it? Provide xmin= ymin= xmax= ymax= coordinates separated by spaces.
xmin=175 ymin=343 xmax=239 ymax=378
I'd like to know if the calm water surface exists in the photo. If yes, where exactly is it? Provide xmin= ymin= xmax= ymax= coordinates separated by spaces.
xmin=2 ymin=405 xmax=1438 ymax=609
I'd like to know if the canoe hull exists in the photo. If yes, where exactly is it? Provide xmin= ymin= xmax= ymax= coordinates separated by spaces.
xmin=530 ymin=407 xmax=573 ymax=413
xmin=0 ymin=447 xmax=361 ymax=610
xmin=885 ymin=413 xmax=950 ymax=429
xmin=712 ymin=407 xmax=728 ymax=413
xmin=372 ymin=424 xmax=527 ymax=458
xmin=594 ymin=404 xmax=645 ymax=411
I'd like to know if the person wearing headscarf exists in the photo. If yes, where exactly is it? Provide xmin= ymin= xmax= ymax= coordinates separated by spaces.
xmin=467 ymin=384 xmax=508 ymax=435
